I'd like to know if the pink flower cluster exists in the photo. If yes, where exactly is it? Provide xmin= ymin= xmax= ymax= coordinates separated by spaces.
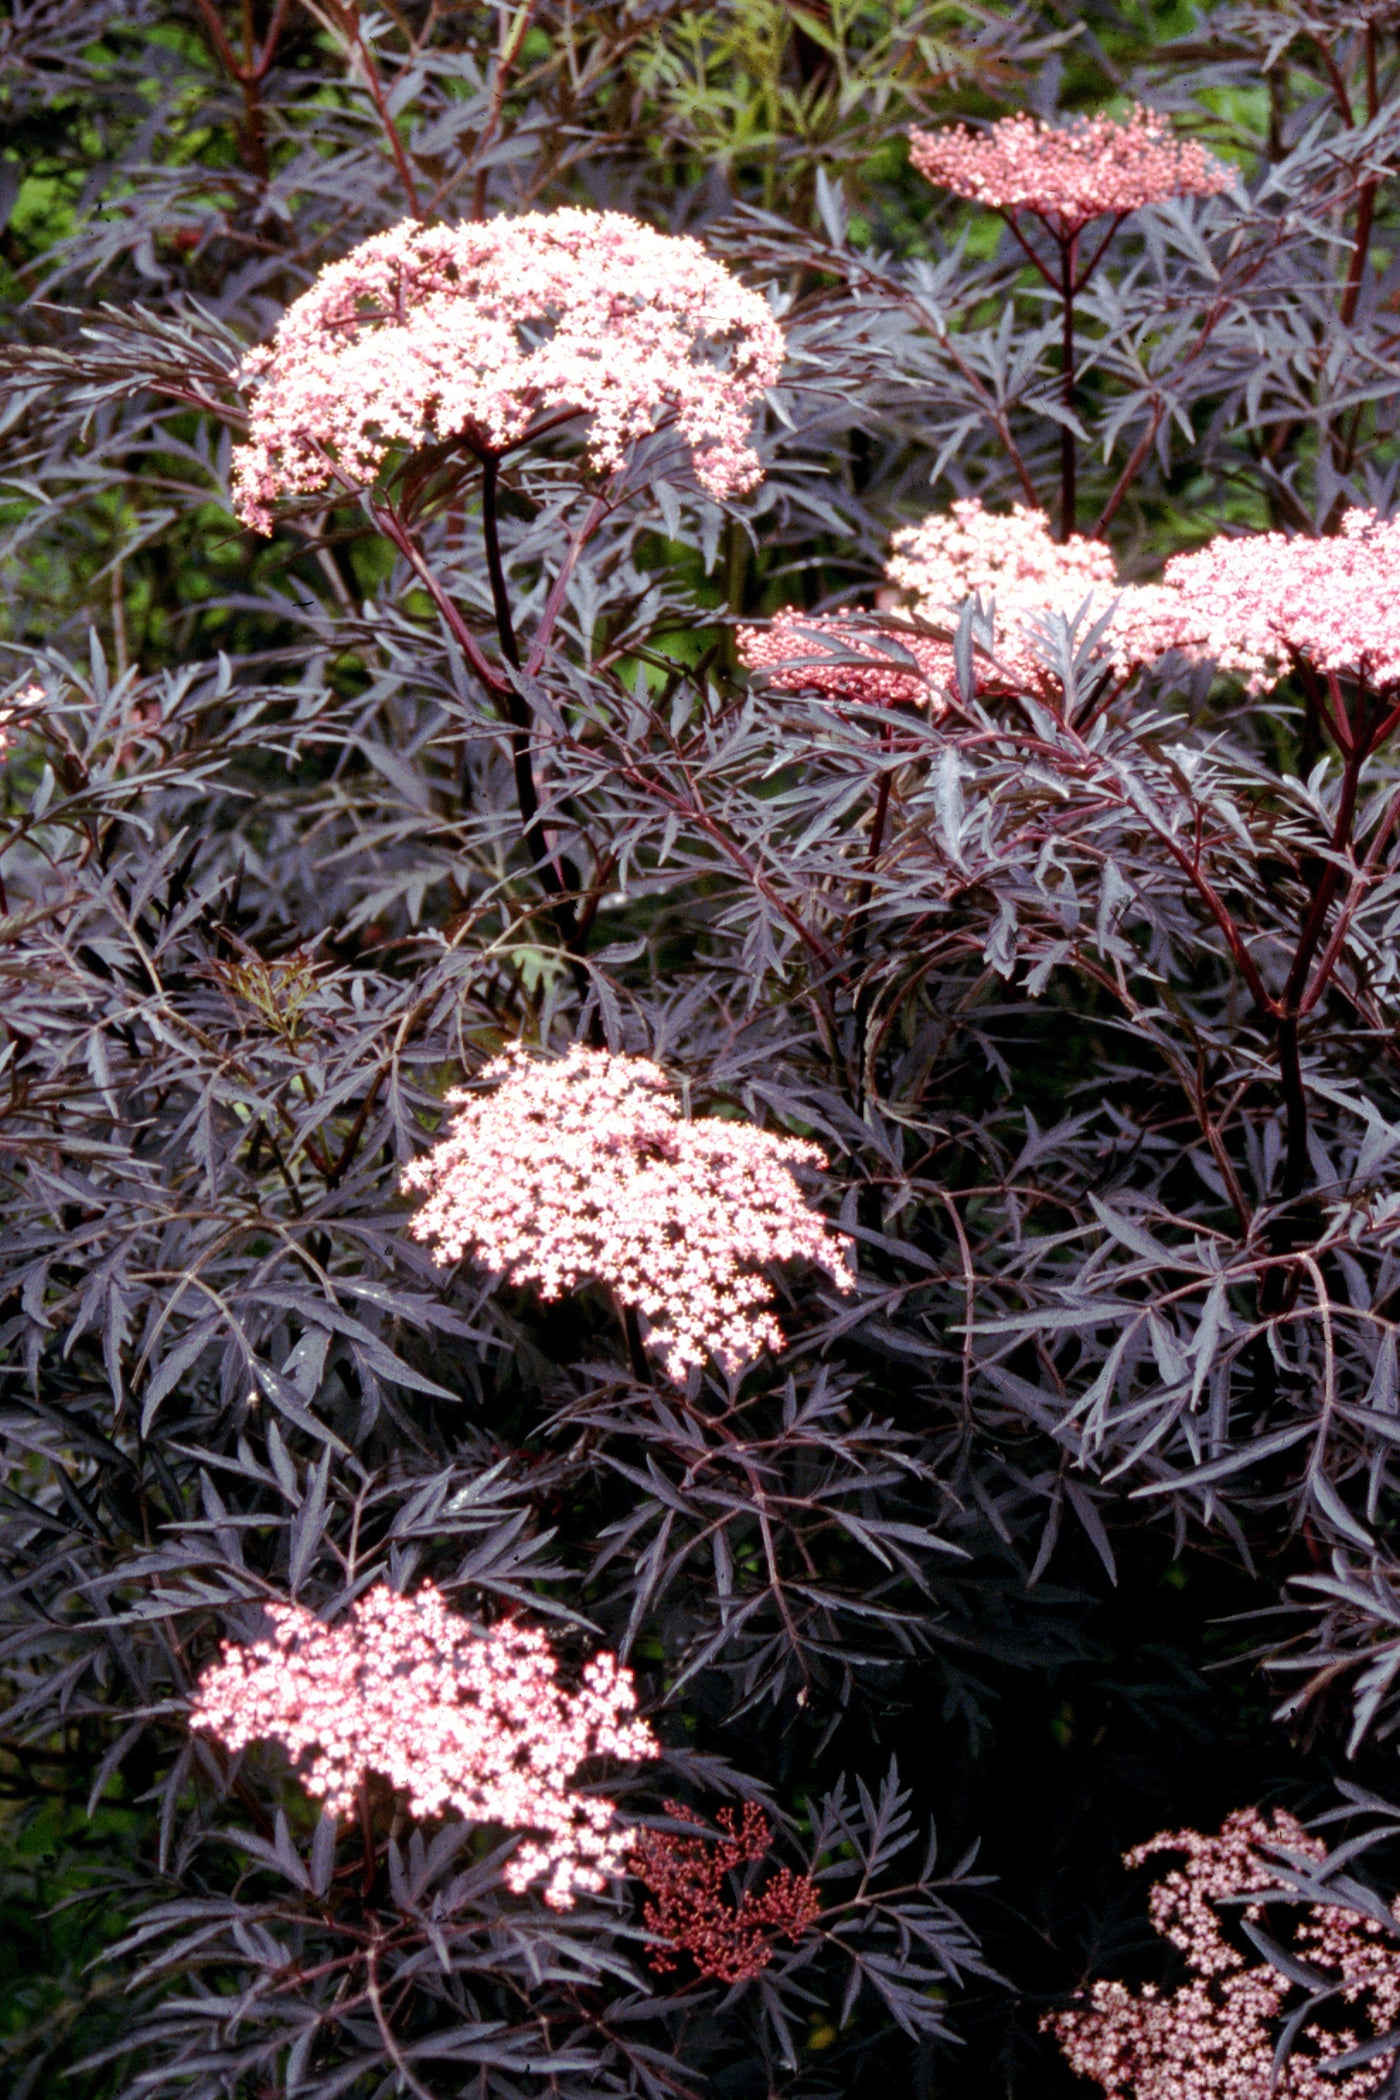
xmin=1158 ymin=509 xmax=1400 ymax=695
xmin=889 ymin=496 xmax=1116 ymax=604
xmin=401 ymin=1044 xmax=855 ymax=1381
xmin=909 ymin=104 xmax=1234 ymax=231
xmin=232 ymin=212 xmax=785 ymax=529
xmin=880 ymin=504 xmax=1400 ymax=702
xmin=1047 ymin=1809 xmax=1400 ymax=2100
xmin=190 ymin=1582 xmax=659 ymax=1909
xmin=885 ymin=499 xmax=1180 ymax=686
xmin=736 ymin=608 xmax=964 ymax=708
xmin=631 ymin=1800 xmax=822 ymax=1982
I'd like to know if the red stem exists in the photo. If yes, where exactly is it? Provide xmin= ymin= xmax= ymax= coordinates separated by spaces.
xmin=1273 ymin=683 xmax=1376 ymax=1202
xmin=1058 ymin=232 xmax=1078 ymax=541
xmin=1073 ymin=212 xmax=1129 ymax=294
xmin=1299 ymin=781 xmax=1400 ymax=1015
xmin=845 ymin=251 xmax=1041 ymax=505
xmin=1093 ymin=211 xmax=1299 ymax=539
xmin=1341 ymin=174 xmax=1378 ymax=329
xmin=330 ymin=0 xmax=425 ymax=219
xmin=470 ymin=0 xmax=538 ymax=221
xmin=999 ymin=210 xmax=1060 ymax=289
xmin=191 ymin=0 xmax=293 ymax=179
xmin=1282 ymin=713 xmax=1367 ymax=1015
xmin=367 ymin=498 xmax=507 ymax=698
xmin=850 ymin=734 xmax=895 ymax=1107
xmin=524 ymin=494 xmax=608 ymax=678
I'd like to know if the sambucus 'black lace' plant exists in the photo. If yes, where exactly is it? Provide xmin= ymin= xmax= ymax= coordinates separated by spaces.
xmin=9 ymin=3 xmax=1400 ymax=2097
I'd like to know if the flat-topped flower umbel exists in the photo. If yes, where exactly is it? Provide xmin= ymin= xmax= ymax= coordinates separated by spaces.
xmin=1047 ymin=1810 xmax=1400 ymax=2100
xmin=909 ymin=104 xmax=1234 ymax=233
xmin=190 ymin=1583 xmax=658 ymax=1910
xmin=402 ymin=1044 xmax=855 ymax=1382
xmin=886 ymin=499 xmax=1180 ymax=687
xmin=1159 ymin=509 xmax=1400 ymax=697
xmin=889 ymin=497 xmax=1115 ymax=612
xmin=232 ymin=211 xmax=785 ymax=530
xmin=908 ymin=112 xmax=1234 ymax=539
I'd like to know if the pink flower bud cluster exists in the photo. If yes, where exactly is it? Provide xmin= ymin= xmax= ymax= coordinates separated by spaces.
xmin=885 ymin=499 xmax=1181 ymax=686
xmin=1047 ymin=1809 xmax=1400 ymax=2100
xmin=736 ymin=608 xmax=964 ymax=709
xmin=630 ymin=1800 xmax=822 ymax=1983
xmin=401 ymin=1044 xmax=855 ymax=1382
xmin=189 ymin=1582 xmax=659 ymax=1910
xmin=909 ymin=104 xmax=1234 ymax=231
xmin=232 ymin=212 xmax=785 ymax=530
xmin=1157 ymin=509 xmax=1400 ymax=695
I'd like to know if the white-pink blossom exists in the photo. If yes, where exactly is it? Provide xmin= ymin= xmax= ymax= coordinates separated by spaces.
xmin=190 ymin=1582 xmax=659 ymax=1910
xmin=232 ymin=212 xmax=785 ymax=530
xmin=885 ymin=499 xmax=1179 ymax=686
xmin=910 ymin=104 xmax=1234 ymax=231
xmin=1158 ymin=509 xmax=1400 ymax=695
xmin=1047 ymin=1809 xmax=1400 ymax=2100
xmin=401 ymin=1044 xmax=855 ymax=1382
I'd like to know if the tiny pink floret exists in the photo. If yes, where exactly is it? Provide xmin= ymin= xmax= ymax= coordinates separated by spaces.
xmin=190 ymin=1582 xmax=659 ymax=1910
xmin=909 ymin=103 xmax=1234 ymax=230
xmin=232 ymin=211 xmax=785 ymax=530
xmin=1047 ymin=1809 xmax=1400 ymax=2100
xmin=401 ymin=1044 xmax=855 ymax=1382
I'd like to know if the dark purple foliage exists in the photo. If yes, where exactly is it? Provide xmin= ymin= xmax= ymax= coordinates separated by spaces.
xmin=5 ymin=3 xmax=1400 ymax=2097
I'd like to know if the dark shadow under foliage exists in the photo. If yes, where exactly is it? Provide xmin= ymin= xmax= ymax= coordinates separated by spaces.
xmin=7 ymin=1 xmax=1400 ymax=2096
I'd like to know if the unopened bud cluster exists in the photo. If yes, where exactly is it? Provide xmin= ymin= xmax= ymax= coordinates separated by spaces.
xmin=630 ymin=1800 xmax=822 ymax=1982
xmin=910 ymin=105 xmax=1234 ymax=231
xmin=737 ymin=609 xmax=965 ymax=708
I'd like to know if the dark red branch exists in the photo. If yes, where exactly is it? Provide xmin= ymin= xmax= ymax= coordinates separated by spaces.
xmin=1058 ymin=232 xmax=1078 ymax=541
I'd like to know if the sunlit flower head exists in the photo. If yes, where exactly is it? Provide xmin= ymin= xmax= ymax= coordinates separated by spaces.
xmin=190 ymin=1583 xmax=659 ymax=1910
xmin=233 ymin=212 xmax=786 ymax=531
xmin=401 ymin=1044 xmax=855 ymax=1382
xmin=889 ymin=499 xmax=1116 ymax=611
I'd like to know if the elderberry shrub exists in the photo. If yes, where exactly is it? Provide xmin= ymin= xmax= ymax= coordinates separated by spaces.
xmin=6 ymin=4 xmax=1400 ymax=2099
